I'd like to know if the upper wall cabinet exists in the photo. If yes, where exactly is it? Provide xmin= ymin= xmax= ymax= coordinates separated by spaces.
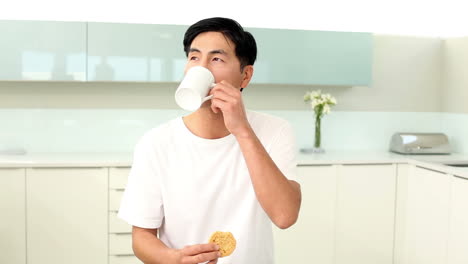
xmin=0 ymin=20 xmax=86 ymax=81
xmin=247 ymin=28 xmax=373 ymax=86
xmin=0 ymin=20 xmax=372 ymax=85
xmin=87 ymin=22 xmax=188 ymax=82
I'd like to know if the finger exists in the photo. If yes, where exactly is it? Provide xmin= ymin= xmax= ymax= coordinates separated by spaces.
xmin=210 ymin=84 xmax=236 ymax=93
xmin=207 ymin=258 xmax=219 ymax=264
xmin=211 ymin=89 xmax=236 ymax=104
xmin=210 ymin=81 xmax=241 ymax=96
xmin=211 ymin=98 xmax=229 ymax=114
xmin=181 ymin=243 xmax=219 ymax=256
xmin=184 ymin=251 xmax=220 ymax=264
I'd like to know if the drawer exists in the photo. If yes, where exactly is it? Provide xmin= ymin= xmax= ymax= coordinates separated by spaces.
xmin=110 ymin=167 xmax=131 ymax=189
xmin=109 ymin=255 xmax=142 ymax=264
xmin=109 ymin=233 xmax=133 ymax=255
xmin=110 ymin=211 xmax=132 ymax=233
xmin=109 ymin=189 xmax=124 ymax=211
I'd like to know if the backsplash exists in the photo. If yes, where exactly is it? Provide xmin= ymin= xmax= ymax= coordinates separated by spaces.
xmin=2 ymin=109 xmax=465 ymax=154
xmin=441 ymin=113 xmax=468 ymax=153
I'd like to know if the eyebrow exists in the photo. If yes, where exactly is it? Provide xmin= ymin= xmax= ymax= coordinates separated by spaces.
xmin=189 ymin=48 xmax=228 ymax=55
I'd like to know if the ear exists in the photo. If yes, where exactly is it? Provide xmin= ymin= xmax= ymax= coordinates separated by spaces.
xmin=240 ymin=65 xmax=254 ymax=89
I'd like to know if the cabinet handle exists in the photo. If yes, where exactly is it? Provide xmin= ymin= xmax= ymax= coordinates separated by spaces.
xmin=113 ymin=254 xmax=135 ymax=257
xmin=415 ymin=165 xmax=446 ymax=174
xmin=454 ymin=175 xmax=468 ymax=180
xmin=343 ymin=163 xmax=393 ymax=166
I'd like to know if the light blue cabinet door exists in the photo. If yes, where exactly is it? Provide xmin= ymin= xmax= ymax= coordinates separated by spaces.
xmin=0 ymin=20 xmax=86 ymax=81
xmin=87 ymin=22 xmax=188 ymax=82
xmin=247 ymin=28 xmax=372 ymax=86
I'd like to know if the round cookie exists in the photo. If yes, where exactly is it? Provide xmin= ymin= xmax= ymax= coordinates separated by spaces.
xmin=208 ymin=231 xmax=236 ymax=257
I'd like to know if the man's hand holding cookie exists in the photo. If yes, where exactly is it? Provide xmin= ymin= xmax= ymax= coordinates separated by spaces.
xmin=172 ymin=231 xmax=236 ymax=264
xmin=174 ymin=243 xmax=220 ymax=264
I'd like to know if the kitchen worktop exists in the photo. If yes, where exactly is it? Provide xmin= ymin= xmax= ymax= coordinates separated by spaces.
xmin=0 ymin=152 xmax=132 ymax=168
xmin=1 ymin=150 xmax=468 ymax=178
xmin=297 ymin=150 xmax=468 ymax=178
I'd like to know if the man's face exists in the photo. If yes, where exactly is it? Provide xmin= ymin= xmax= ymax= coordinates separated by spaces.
xmin=184 ymin=31 xmax=251 ymax=89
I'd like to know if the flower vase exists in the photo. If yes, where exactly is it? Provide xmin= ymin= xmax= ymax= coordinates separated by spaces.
xmin=300 ymin=115 xmax=326 ymax=154
xmin=312 ymin=115 xmax=325 ymax=153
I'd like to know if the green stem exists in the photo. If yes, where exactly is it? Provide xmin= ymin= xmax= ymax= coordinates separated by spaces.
xmin=314 ymin=115 xmax=321 ymax=148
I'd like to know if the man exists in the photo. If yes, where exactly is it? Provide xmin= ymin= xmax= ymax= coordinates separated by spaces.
xmin=118 ymin=17 xmax=301 ymax=264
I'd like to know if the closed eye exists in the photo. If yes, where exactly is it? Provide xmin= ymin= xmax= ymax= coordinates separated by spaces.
xmin=189 ymin=56 xmax=199 ymax=61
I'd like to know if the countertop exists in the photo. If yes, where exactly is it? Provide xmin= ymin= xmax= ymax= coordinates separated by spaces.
xmin=297 ymin=150 xmax=468 ymax=178
xmin=1 ymin=150 xmax=468 ymax=178
xmin=0 ymin=152 xmax=132 ymax=168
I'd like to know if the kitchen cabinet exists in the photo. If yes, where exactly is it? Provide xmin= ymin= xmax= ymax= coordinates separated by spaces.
xmin=0 ymin=20 xmax=372 ymax=85
xmin=447 ymin=175 xmax=468 ymax=264
xmin=108 ymin=167 xmax=142 ymax=263
xmin=87 ymin=22 xmax=371 ymax=85
xmin=26 ymin=168 xmax=108 ymax=264
xmin=335 ymin=164 xmax=396 ymax=264
xmin=247 ymin=28 xmax=372 ymax=86
xmin=394 ymin=164 xmax=410 ymax=264
xmin=399 ymin=165 xmax=451 ymax=264
xmin=0 ymin=20 xmax=86 ymax=81
xmin=273 ymin=165 xmax=337 ymax=264
xmin=0 ymin=168 xmax=26 ymax=264
xmin=87 ymin=22 xmax=188 ymax=82
xmin=274 ymin=163 xmax=396 ymax=264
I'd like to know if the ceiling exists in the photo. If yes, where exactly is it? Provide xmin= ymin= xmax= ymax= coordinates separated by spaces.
xmin=1 ymin=0 xmax=467 ymax=38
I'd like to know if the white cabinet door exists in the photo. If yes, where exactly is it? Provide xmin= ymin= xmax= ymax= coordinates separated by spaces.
xmin=273 ymin=165 xmax=337 ymax=264
xmin=402 ymin=165 xmax=450 ymax=264
xmin=447 ymin=175 xmax=468 ymax=264
xmin=87 ymin=22 xmax=187 ymax=82
xmin=26 ymin=168 xmax=108 ymax=264
xmin=394 ymin=164 xmax=410 ymax=264
xmin=0 ymin=168 xmax=26 ymax=264
xmin=335 ymin=164 xmax=396 ymax=264
xmin=0 ymin=20 xmax=86 ymax=81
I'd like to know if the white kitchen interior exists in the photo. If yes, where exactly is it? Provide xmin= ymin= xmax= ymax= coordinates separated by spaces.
xmin=1 ymin=1 xmax=468 ymax=264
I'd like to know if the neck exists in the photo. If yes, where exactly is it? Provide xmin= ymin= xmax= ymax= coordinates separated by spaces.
xmin=183 ymin=105 xmax=231 ymax=139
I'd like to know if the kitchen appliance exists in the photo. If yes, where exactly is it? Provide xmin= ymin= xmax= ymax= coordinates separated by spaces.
xmin=389 ymin=132 xmax=451 ymax=154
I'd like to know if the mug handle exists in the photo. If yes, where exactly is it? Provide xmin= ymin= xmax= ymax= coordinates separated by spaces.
xmin=202 ymin=83 xmax=216 ymax=102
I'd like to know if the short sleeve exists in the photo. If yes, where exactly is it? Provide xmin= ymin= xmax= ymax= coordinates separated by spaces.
xmin=268 ymin=122 xmax=298 ymax=182
xmin=118 ymin=133 xmax=164 ymax=229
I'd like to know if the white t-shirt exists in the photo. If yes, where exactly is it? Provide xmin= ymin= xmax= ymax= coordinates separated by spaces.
xmin=118 ymin=110 xmax=297 ymax=264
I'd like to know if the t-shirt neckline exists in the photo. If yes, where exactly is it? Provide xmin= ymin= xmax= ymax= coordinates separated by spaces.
xmin=177 ymin=117 xmax=236 ymax=145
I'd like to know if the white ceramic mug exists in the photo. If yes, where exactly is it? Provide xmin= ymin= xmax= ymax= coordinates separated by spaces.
xmin=175 ymin=66 xmax=215 ymax=111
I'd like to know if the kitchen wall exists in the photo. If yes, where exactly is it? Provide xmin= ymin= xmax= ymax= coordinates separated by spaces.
xmin=440 ymin=36 xmax=468 ymax=153
xmin=1 ymin=34 xmax=466 ymax=153
xmin=0 ymin=109 xmax=443 ymax=153
xmin=442 ymin=36 xmax=468 ymax=113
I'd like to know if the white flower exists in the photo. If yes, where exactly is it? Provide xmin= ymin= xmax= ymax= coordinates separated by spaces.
xmin=323 ymin=104 xmax=331 ymax=114
xmin=310 ymin=90 xmax=321 ymax=98
xmin=303 ymin=89 xmax=337 ymax=117
xmin=311 ymin=99 xmax=318 ymax=109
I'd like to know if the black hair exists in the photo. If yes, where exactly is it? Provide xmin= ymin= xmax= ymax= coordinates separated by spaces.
xmin=183 ymin=17 xmax=257 ymax=70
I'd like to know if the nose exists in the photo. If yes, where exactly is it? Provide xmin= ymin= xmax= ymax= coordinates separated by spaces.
xmin=198 ymin=58 xmax=210 ymax=69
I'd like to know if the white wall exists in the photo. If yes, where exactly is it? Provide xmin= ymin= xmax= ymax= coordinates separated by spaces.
xmin=439 ymin=36 xmax=468 ymax=153
xmin=442 ymin=36 xmax=468 ymax=113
